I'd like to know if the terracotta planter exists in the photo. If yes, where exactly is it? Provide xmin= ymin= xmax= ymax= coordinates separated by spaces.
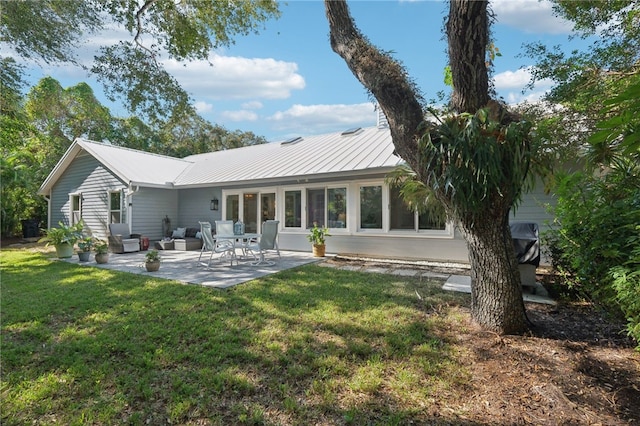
xmin=78 ymin=251 xmax=91 ymax=262
xmin=54 ymin=243 xmax=74 ymax=259
xmin=312 ymin=244 xmax=326 ymax=257
xmin=95 ymin=253 xmax=109 ymax=264
xmin=145 ymin=260 xmax=160 ymax=272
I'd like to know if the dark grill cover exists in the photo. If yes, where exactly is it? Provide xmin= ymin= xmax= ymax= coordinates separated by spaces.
xmin=510 ymin=222 xmax=540 ymax=267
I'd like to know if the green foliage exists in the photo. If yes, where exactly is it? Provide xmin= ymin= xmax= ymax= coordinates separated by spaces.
xmin=39 ymin=221 xmax=84 ymax=246
xmin=145 ymin=249 xmax=161 ymax=262
xmin=307 ymin=223 xmax=331 ymax=246
xmin=94 ymin=240 xmax=108 ymax=254
xmin=77 ymin=236 xmax=96 ymax=252
xmin=610 ymin=228 xmax=640 ymax=349
xmin=2 ymin=0 xmax=280 ymax=122
xmin=589 ymin=73 xmax=640 ymax=163
xmin=544 ymin=165 xmax=640 ymax=337
xmin=418 ymin=107 xmax=533 ymax=224
xmin=1 ymin=75 xmax=267 ymax=237
xmin=385 ymin=165 xmax=447 ymax=226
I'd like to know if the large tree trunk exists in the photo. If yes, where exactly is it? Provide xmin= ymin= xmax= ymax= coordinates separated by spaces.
xmin=458 ymin=208 xmax=527 ymax=333
xmin=446 ymin=0 xmax=490 ymax=113
xmin=325 ymin=0 xmax=528 ymax=334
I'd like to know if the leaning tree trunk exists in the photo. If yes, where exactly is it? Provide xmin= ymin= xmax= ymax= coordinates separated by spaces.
xmin=325 ymin=0 xmax=528 ymax=334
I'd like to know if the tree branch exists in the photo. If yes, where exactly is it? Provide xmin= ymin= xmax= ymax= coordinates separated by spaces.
xmin=134 ymin=0 xmax=160 ymax=62
xmin=324 ymin=0 xmax=424 ymax=171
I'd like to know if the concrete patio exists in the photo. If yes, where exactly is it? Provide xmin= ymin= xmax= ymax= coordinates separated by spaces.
xmin=61 ymin=249 xmax=556 ymax=304
xmin=63 ymin=249 xmax=322 ymax=289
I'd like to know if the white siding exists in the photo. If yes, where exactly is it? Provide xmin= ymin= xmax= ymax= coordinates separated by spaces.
xmin=130 ymin=188 xmax=178 ymax=240
xmin=50 ymin=153 xmax=126 ymax=238
xmin=177 ymin=187 xmax=224 ymax=229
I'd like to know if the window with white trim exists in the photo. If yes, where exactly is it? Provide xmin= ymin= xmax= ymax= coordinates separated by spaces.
xmin=70 ymin=193 xmax=82 ymax=225
xmin=109 ymin=190 xmax=123 ymax=224
xmin=389 ymin=186 xmax=446 ymax=231
xmin=284 ymin=190 xmax=302 ymax=228
xmin=359 ymin=185 xmax=383 ymax=230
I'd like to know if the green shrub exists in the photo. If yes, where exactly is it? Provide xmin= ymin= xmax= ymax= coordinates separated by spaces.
xmin=610 ymin=226 xmax=640 ymax=349
xmin=544 ymin=165 xmax=640 ymax=348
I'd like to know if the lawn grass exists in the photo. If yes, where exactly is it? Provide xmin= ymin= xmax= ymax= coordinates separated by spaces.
xmin=1 ymin=248 xmax=471 ymax=425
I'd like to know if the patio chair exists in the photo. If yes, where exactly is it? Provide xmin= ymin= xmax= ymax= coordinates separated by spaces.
xmin=198 ymin=221 xmax=235 ymax=267
xmin=108 ymin=223 xmax=140 ymax=253
xmin=246 ymin=220 xmax=280 ymax=266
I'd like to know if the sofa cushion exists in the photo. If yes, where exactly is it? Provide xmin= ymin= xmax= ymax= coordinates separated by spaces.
xmin=185 ymin=227 xmax=198 ymax=238
xmin=172 ymin=227 xmax=186 ymax=238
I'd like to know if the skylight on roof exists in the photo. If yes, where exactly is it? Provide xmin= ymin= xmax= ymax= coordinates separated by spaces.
xmin=281 ymin=136 xmax=303 ymax=146
xmin=341 ymin=127 xmax=362 ymax=136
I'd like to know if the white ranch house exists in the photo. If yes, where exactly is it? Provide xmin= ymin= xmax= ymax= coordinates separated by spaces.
xmin=38 ymin=122 xmax=554 ymax=263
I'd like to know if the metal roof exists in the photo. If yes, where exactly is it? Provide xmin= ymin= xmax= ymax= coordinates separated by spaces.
xmin=177 ymin=126 xmax=402 ymax=186
xmin=77 ymin=139 xmax=192 ymax=187
xmin=39 ymin=127 xmax=403 ymax=194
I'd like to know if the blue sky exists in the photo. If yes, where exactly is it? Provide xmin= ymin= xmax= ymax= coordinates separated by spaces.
xmin=10 ymin=0 xmax=586 ymax=142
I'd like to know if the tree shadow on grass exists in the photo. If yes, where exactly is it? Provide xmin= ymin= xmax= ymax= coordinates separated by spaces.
xmin=3 ymin=251 xmax=480 ymax=425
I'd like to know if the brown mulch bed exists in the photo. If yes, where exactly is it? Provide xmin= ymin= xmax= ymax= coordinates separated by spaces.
xmin=448 ymin=303 xmax=639 ymax=425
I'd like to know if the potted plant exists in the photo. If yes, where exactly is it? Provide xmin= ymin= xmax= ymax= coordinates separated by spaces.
xmin=77 ymin=235 xmax=94 ymax=262
xmin=144 ymin=249 xmax=161 ymax=272
xmin=307 ymin=223 xmax=331 ymax=257
xmin=38 ymin=221 xmax=84 ymax=259
xmin=94 ymin=240 xmax=109 ymax=264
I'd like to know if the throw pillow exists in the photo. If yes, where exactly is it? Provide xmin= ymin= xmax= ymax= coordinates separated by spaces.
xmin=172 ymin=227 xmax=186 ymax=238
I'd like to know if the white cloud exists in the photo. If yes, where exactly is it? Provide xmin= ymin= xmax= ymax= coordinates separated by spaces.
xmin=493 ymin=67 xmax=554 ymax=104
xmin=269 ymin=103 xmax=377 ymax=135
xmin=164 ymin=54 xmax=305 ymax=100
xmin=221 ymin=110 xmax=259 ymax=122
xmin=194 ymin=101 xmax=213 ymax=114
xmin=242 ymin=101 xmax=263 ymax=110
xmin=494 ymin=68 xmax=533 ymax=90
xmin=491 ymin=0 xmax=573 ymax=34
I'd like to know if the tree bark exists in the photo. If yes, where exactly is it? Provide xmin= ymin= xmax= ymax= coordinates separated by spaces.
xmin=325 ymin=0 xmax=527 ymax=334
xmin=446 ymin=0 xmax=490 ymax=113
xmin=458 ymin=204 xmax=527 ymax=334
xmin=324 ymin=0 xmax=424 ymax=173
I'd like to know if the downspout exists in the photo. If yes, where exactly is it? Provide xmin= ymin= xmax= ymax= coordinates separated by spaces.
xmin=43 ymin=193 xmax=51 ymax=230
xmin=126 ymin=184 xmax=140 ymax=233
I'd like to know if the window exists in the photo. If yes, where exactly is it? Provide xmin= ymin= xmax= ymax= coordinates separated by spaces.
xmin=243 ymin=193 xmax=258 ymax=233
xmin=418 ymin=210 xmax=446 ymax=230
xmin=226 ymin=194 xmax=239 ymax=221
xmin=261 ymin=193 xmax=276 ymax=223
xmin=284 ymin=190 xmax=302 ymax=228
xmin=360 ymin=185 xmax=382 ymax=229
xmin=307 ymin=188 xmax=325 ymax=228
xmin=327 ymin=188 xmax=346 ymax=228
xmin=389 ymin=187 xmax=415 ymax=230
xmin=109 ymin=190 xmax=122 ymax=224
xmin=70 ymin=194 xmax=82 ymax=225
xmin=390 ymin=186 xmax=447 ymax=231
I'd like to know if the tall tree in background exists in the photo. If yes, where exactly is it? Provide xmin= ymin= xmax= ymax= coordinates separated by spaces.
xmin=527 ymin=0 xmax=639 ymax=164
xmin=1 ymin=0 xmax=280 ymax=123
xmin=326 ymin=0 xmax=532 ymax=333
xmin=1 ymin=1 xmax=278 ymax=238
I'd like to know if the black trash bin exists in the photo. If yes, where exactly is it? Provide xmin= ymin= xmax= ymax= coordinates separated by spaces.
xmin=509 ymin=222 xmax=540 ymax=290
xmin=21 ymin=219 xmax=40 ymax=239
xmin=509 ymin=222 xmax=540 ymax=266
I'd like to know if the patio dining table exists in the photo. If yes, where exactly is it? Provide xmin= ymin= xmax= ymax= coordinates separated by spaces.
xmin=215 ymin=233 xmax=259 ymax=265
